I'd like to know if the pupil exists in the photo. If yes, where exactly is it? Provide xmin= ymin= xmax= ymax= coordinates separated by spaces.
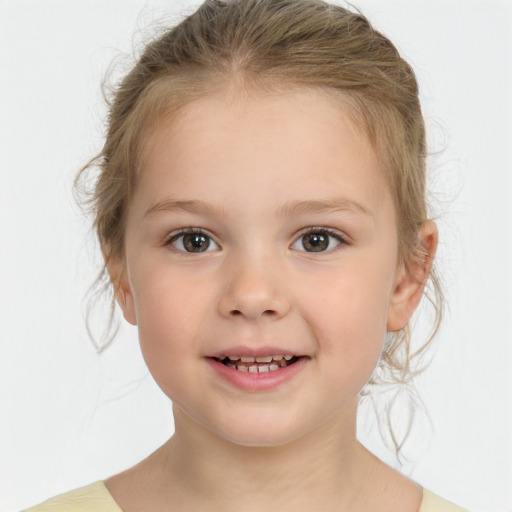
xmin=184 ymin=233 xmax=210 ymax=252
xmin=303 ymin=233 xmax=328 ymax=252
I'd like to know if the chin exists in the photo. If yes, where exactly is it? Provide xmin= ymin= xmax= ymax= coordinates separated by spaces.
xmin=207 ymin=410 xmax=318 ymax=449
xmin=219 ymin=430 xmax=303 ymax=448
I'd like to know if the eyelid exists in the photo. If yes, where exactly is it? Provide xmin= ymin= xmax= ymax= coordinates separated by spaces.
xmin=291 ymin=226 xmax=349 ymax=252
xmin=165 ymin=227 xmax=220 ymax=252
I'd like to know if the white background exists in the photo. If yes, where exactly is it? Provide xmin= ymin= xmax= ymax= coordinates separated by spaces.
xmin=1 ymin=1 xmax=511 ymax=511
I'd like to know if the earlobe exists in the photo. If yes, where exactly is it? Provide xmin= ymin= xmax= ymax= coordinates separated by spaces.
xmin=104 ymin=249 xmax=137 ymax=326
xmin=387 ymin=221 xmax=438 ymax=332
xmin=113 ymin=279 xmax=137 ymax=326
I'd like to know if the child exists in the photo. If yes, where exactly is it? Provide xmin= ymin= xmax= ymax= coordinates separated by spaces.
xmin=24 ymin=0 xmax=467 ymax=510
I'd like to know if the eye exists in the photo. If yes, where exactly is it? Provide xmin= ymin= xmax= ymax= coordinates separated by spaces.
xmin=291 ymin=228 xmax=345 ymax=253
xmin=167 ymin=229 xmax=220 ymax=253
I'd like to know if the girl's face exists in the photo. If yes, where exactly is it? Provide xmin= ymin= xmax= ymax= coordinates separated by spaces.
xmin=114 ymin=90 xmax=424 ymax=446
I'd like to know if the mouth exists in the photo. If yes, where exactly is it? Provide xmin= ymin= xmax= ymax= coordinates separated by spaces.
xmin=207 ymin=350 xmax=308 ymax=391
xmin=212 ymin=354 xmax=300 ymax=373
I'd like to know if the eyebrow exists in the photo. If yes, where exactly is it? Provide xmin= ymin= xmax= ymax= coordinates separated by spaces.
xmin=144 ymin=197 xmax=372 ymax=219
xmin=275 ymin=198 xmax=372 ymax=218
xmin=144 ymin=199 xmax=227 ymax=218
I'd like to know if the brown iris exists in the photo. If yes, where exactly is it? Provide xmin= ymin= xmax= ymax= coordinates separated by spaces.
xmin=302 ymin=232 xmax=329 ymax=252
xmin=183 ymin=233 xmax=211 ymax=252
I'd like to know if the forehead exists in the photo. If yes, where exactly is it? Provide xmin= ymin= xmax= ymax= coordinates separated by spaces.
xmin=135 ymin=89 xmax=393 ymax=222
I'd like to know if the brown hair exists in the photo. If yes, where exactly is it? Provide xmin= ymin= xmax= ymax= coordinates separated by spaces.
xmin=77 ymin=0 xmax=443 ymax=388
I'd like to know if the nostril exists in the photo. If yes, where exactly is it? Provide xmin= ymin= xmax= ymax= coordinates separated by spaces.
xmin=230 ymin=308 xmax=278 ymax=318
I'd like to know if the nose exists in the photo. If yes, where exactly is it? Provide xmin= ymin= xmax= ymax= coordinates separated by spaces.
xmin=218 ymin=258 xmax=291 ymax=321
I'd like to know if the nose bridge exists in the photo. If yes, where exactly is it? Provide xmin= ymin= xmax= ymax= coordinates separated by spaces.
xmin=218 ymin=248 xmax=290 ymax=321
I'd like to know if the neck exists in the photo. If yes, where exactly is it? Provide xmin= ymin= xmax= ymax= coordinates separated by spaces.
xmin=156 ymin=402 xmax=378 ymax=511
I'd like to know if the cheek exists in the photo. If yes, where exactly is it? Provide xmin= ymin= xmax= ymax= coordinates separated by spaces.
xmin=296 ymin=259 xmax=393 ymax=376
xmin=129 ymin=265 xmax=215 ymax=390
xmin=133 ymin=261 xmax=208 ymax=332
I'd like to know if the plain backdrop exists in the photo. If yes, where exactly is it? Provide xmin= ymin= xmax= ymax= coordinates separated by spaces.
xmin=1 ymin=1 xmax=511 ymax=511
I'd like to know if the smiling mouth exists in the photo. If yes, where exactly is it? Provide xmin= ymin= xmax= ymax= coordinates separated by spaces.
xmin=213 ymin=355 xmax=300 ymax=373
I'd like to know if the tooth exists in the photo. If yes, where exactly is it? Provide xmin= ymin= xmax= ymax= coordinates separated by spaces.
xmin=284 ymin=355 xmax=293 ymax=360
xmin=241 ymin=356 xmax=255 ymax=363
xmin=279 ymin=359 xmax=287 ymax=367
xmin=237 ymin=365 xmax=248 ymax=372
xmin=258 ymin=365 xmax=270 ymax=372
xmin=227 ymin=363 xmax=236 ymax=369
xmin=269 ymin=364 xmax=279 ymax=371
xmin=272 ymin=355 xmax=284 ymax=361
xmin=248 ymin=365 xmax=258 ymax=373
xmin=255 ymin=356 xmax=273 ymax=363
xmin=228 ymin=355 xmax=241 ymax=361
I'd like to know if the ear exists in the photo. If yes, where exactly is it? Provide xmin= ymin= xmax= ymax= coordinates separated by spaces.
xmin=103 ymin=245 xmax=137 ymax=326
xmin=387 ymin=221 xmax=438 ymax=332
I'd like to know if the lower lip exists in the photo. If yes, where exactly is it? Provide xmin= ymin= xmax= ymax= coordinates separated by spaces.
xmin=206 ymin=357 xmax=308 ymax=392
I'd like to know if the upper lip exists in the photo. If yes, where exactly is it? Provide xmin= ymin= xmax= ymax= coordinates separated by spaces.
xmin=208 ymin=346 xmax=303 ymax=359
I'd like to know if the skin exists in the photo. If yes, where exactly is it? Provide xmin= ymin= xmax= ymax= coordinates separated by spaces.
xmin=105 ymin=89 xmax=437 ymax=512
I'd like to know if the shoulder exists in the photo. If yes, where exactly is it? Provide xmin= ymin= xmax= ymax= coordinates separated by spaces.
xmin=420 ymin=489 xmax=468 ymax=512
xmin=21 ymin=481 xmax=122 ymax=512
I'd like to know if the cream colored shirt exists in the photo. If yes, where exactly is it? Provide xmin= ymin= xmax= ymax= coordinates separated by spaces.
xmin=23 ymin=481 xmax=468 ymax=511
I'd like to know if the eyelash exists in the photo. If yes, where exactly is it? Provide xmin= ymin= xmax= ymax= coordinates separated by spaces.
xmin=292 ymin=227 xmax=347 ymax=253
xmin=165 ymin=228 xmax=220 ymax=253
xmin=164 ymin=227 xmax=348 ymax=253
